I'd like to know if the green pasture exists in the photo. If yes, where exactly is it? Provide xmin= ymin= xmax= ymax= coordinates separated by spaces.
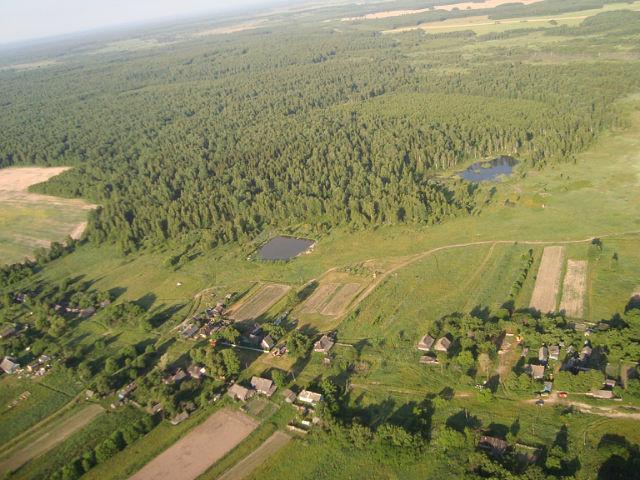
xmin=0 ymin=201 xmax=89 ymax=265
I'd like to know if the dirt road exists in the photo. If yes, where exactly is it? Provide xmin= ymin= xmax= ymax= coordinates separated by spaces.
xmin=217 ymin=431 xmax=290 ymax=480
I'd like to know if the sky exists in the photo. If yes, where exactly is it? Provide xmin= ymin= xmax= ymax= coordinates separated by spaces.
xmin=0 ymin=0 xmax=282 ymax=45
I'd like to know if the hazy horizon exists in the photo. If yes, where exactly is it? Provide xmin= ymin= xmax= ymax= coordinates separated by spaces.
xmin=0 ymin=0 xmax=292 ymax=45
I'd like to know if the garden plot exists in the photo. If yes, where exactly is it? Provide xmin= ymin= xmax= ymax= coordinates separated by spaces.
xmin=559 ymin=260 xmax=588 ymax=318
xmin=321 ymin=283 xmax=362 ymax=316
xmin=130 ymin=409 xmax=258 ymax=480
xmin=217 ymin=431 xmax=291 ymax=480
xmin=229 ymin=284 xmax=290 ymax=322
xmin=529 ymin=246 xmax=565 ymax=313
xmin=300 ymin=283 xmax=340 ymax=314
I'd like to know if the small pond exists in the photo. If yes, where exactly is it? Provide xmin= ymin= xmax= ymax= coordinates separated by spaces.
xmin=458 ymin=156 xmax=519 ymax=182
xmin=258 ymin=236 xmax=315 ymax=261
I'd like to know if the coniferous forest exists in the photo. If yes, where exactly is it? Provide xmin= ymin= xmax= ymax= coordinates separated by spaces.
xmin=1 ymin=6 xmax=639 ymax=252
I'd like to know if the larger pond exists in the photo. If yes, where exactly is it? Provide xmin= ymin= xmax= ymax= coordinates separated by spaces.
xmin=258 ymin=236 xmax=315 ymax=260
xmin=458 ymin=156 xmax=518 ymax=182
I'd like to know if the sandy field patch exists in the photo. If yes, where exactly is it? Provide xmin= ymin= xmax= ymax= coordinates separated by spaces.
xmin=130 ymin=409 xmax=258 ymax=480
xmin=0 ymin=167 xmax=70 ymax=192
xmin=0 ymin=404 xmax=103 ymax=474
xmin=193 ymin=20 xmax=266 ymax=37
xmin=217 ymin=431 xmax=290 ymax=480
xmin=529 ymin=246 xmax=565 ymax=313
xmin=301 ymin=283 xmax=340 ymax=314
xmin=229 ymin=284 xmax=291 ymax=322
xmin=321 ymin=283 xmax=362 ymax=316
xmin=559 ymin=260 xmax=588 ymax=318
xmin=342 ymin=0 xmax=541 ymax=21
xmin=0 ymin=167 xmax=95 ymax=263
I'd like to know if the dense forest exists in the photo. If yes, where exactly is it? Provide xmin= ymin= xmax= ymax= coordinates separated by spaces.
xmin=1 ymin=7 xmax=640 ymax=252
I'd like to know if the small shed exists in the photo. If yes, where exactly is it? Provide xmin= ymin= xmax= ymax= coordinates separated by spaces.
xmin=188 ymin=365 xmax=206 ymax=380
xmin=417 ymin=334 xmax=435 ymax=351
xmin=538 ymin=346 xmax=549 ymax=363
xmin=433 ymin=336 xmax=452 ymax=353
xmin=0 ymin=357 xmax=20 ymax=375
xmin=479 ymin=436 xmax=509 ymax=456
xmin=298 ymin=390 xmax=323 ymax=406
xmin=419 ymin=355 xmax=439 ymax=365
xmin=531 ymin=364 xmax=545 ymax=380
xmin=282 ymin=389 xmax=297 ymax=403
xmin=549 ymin=345 xmax=560 ymax=361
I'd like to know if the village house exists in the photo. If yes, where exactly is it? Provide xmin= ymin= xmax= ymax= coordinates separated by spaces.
xmin=549 ymin=345 xmax=560 ymax=361
xmin=163 ymin=368 xmax=187 ymax=385
xmin=198 ymin=323 xmax=214 ymax=338
xmin=298 ymin=389 xmax=323 ymax=406
xmin=538 ymin=346 xmax=549 ymax=364
xmin=282 ymin=389 xmax=297 ymax=403
xmin=419 ymin=355 xmax=439 ymax=365
xmin=0 ymin=324 xmax=16 ymax=339
xmin=531 ymin=364 xmax=545 ymax=380
xmin=479 ymin=436 xmax=510 ymax=457
xmin=433 ymin=336 xmax=452 ymax=353
xmin=188 ymin=364 xmax=206 ymax=380
xmin=251 ymin=376 xmax=277 ymax=397
xmin=261 ymin=335 xmax=276 ymax=351
xmin=314 ymin=334 xmax=335 ymax=354
xmin=0 ymin=356 xmax=20 ymax=374
xmin=227 ymin=384 xmax=254 ymax=402
xmin=181 ymin=324 xmax=199 ymax=339
xmin=580 ymin=345 xmax=592 ymax=362
xmin=118 ymin=382 xmax=137 ymax=401
xmin=417 ymin=334 xmax=435 ymax=352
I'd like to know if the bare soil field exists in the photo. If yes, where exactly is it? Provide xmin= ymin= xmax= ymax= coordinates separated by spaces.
xmin=0 ymin=167 xmax=95 ymax=263
xmin=300 ymin=283 xmax=340 ymax=314
xmin=130 ymin=409 xmax=258 ymax=480
xmin=529 ymin=246 xmax=565 ymax=313
xmin=559 ymin=260 xmax=588 ymax=318
xmin=217 ymin=431 xmax=291 ymax=480
xmin=321 ymin=283 xmax=362 ymax=316
xmin=229 ymin=284 xmax=291 ymax=322
xmin=0 ymin=403 xmax=103 ymax=474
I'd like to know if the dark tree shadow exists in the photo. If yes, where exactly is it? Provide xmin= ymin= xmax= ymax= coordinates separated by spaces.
xmin=446 ymin=409 xmax=482 ymax=433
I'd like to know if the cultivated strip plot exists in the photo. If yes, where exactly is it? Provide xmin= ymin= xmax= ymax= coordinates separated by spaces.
xmin=217 ymin=431 xmax=291 ymax=480
xmin=0 ymin=404 xmax=104 ymax=474
xmin=529 ymin=246 xmax=565 ymax=313
xmin=230 ymin=284 xmax=290 ymax=322
xmin=559 ymin=260 xmax=588 ymax=318
xmin=321 ymin=283 xmax=362 ymax=316
xmin=129 ymin=409 xmax=258 ymax=480
xmin=301 ymin=283 xmax=340 ymax=314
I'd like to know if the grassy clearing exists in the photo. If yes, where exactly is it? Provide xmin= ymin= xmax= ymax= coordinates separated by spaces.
xmin=383 ymin=1 xmax=640 ymax=35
